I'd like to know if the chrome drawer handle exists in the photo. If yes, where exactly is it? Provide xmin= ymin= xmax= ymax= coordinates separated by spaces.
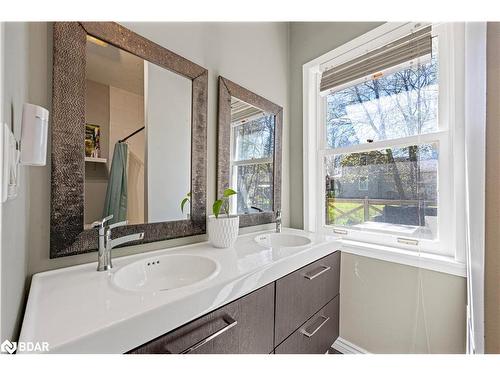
xmin=180 ymin=315 xmax=237 ymax=354
xmin=304 ymin=265 xmax=331 ymax=280
xmin=301 ymin=315 xmax=330 ymax=338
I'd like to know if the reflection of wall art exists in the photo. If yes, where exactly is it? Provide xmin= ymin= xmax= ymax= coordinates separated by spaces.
xmin=85 ymin=123 xmax=101 ymax=158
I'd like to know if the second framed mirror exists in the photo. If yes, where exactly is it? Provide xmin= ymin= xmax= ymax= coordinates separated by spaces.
xmin=217 ymin=76 xmax=283 ymax=227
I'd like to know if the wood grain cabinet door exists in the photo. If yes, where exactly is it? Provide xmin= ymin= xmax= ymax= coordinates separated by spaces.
xmin=275 ymin=251 xmax=340 ymax=345
xmin=129 ymin=284 xmax=275 ymax=354
xmin=275 ymin=295 xmax=339 ymax=354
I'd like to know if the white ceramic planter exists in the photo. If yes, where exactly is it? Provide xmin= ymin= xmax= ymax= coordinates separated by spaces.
xmin=207 ymin=215 xmax=239 ymax=248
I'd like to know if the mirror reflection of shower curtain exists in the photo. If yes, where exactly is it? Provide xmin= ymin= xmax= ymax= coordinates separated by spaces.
xmin=103 ymin=142 xmax=128 ymax=223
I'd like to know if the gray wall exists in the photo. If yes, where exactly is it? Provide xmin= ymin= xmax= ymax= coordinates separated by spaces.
xmin=0 ymin=22 xmax=289 ymax=341
xmin=486 ymin=22 xmax=500 ymax=353
xmin=1 ymin=22 xmax=54 ymax=342
xmin=1 ymin=22 xmax=31 ymax=343
xmin=341 ymin=253 xmax=466 ymax=353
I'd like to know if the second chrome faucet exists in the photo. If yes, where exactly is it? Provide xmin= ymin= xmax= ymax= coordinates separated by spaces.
xmin=92 ymin=215 xmax=144 ymax=271
xmin=275 ymin=210 xmax=282 ymax=233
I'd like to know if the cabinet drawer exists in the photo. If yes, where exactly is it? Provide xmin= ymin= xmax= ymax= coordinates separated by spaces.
xmin=275 ymin=251 xmax=340 ymax=344
xmin=275 ymin=295 xmax=339 ymax=354
xmin=129 ymin=284 xmax=274 ymax=354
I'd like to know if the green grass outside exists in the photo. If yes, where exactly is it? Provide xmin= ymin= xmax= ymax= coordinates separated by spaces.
xmin=327 ymin=201 xmax=385 ymax=226
xmin=327 ymin=200 xmax=438 ymax=226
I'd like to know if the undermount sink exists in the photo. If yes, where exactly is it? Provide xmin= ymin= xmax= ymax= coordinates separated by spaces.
xmin=112 ymin=254 xmax=219 ymax=293
xmin=254 ymin=233 xmax=312 ymax=248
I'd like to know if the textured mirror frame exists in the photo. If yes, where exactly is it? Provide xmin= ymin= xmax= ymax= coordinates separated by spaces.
xmin=217 ymin=76 xmax=283 ymax=227
xmin=50 ymin=22 xmax=208 ymax=258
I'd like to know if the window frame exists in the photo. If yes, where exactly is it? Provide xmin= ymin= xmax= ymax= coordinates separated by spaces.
xmin=303 ymin=22 xmax=466 ymax=266
xmin=358 ymin=176 xmax=368 ymax=191
xmin=230 ymin=113 xmax=275 ymax=215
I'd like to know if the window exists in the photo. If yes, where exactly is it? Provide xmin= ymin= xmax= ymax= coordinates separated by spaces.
xmin=325 ymin=54 xmax=438 ymax=149
xmin=325 ymin=144 xmax=438 ymax=236
xmin=324 ymin=44 xmax=440 ymax=239
xmin=231 ymin=102 xmax=275 ymax=214
xmin=303 ymin=23 xmax=464 ymax=258
xmin=358 ymin=176 xmax=368 ymax=191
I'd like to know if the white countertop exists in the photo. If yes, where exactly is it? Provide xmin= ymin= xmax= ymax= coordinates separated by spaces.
xmin=19 ymin=228 xmax=340 ymax=353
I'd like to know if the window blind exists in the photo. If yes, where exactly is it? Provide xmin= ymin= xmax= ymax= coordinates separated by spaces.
xmin=231 ymin=97 xmax=263 ymax=124
xmin=320 ymin=26 xmax=432 ymax=94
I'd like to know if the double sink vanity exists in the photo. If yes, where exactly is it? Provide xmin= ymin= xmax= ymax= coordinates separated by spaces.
xmin=19 ymin=22 xmax=341 ymax=354
xmin=19 ymin=229 xmax=341 ymax=354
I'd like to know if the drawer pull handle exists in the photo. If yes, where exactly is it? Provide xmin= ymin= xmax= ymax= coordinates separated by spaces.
xmin=180 ymin=315 xmax=238 ymax=354
xmin=301 ymin=315 xmax=330 ymax=338
xmin=304 ymin=265 xmax=331 ymax=280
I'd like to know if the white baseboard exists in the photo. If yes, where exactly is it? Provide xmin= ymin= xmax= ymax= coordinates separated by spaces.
xmin=332 ymin=337 xmax=370 ymax=354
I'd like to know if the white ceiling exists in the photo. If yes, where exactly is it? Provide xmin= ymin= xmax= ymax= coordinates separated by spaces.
xmin=86 ymin=36 xmax=144 ymax=96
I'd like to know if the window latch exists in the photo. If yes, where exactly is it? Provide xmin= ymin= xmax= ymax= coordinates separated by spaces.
xmin=333 ymin=228 xmax=348 ymax=235
xmin=397 ymin=237 xmax=419 ymax=246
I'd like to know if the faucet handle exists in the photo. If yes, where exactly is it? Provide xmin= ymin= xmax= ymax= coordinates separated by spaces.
xmin=108 ymin=220 xmax=128 ymax=230
xmin=91 ymin=214 xmax=114 ymax=229
xmin=276 ymin=209 xmax=282 ymax=219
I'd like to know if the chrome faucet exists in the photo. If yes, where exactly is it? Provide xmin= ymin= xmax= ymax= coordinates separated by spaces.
xmin=275 ymin=210 xmax=282 ymax=233
xmin=92 ymin=215 xmax=145 ymax=272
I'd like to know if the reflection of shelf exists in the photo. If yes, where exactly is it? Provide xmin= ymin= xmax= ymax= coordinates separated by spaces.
xmin=85 ymin=157 xmax=107 ymax=163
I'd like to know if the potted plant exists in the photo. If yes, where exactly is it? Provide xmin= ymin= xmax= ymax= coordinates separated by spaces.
xmin=181 ymin=189 xmax=239 ymax=248
xmin=208 ymin=189 xmax=239 ymax=248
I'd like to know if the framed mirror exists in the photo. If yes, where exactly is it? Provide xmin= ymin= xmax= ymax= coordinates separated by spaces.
xmin=50 ymin=22 xmax=208 ymax=257
xmin=217 ymin=77 xmax=283 ymax=227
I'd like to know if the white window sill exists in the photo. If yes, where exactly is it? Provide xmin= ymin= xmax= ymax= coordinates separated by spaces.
xmin=351 ymin=221 xmax=420 ymax=236
xmin=339 ymin=239 xmax=466 ymax=277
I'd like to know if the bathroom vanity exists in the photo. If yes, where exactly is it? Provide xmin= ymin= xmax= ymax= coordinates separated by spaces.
xmin=29 ymin=22 xmax=338 ymax=354
xmin=19 ymin=229 xmax=341 ymax=354
xmin=130 ymin=251 xmax=340 ymax=354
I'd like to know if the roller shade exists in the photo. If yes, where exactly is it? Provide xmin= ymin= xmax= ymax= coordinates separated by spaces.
xmin=320 ymin=26 xmax=433 ymax=94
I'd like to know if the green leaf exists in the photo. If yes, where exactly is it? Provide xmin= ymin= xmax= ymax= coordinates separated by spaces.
xmin=187 ymin=192 xmax=191 ymax=197
xmin=213 ymin=199 xmax=223 ymax=218
xmin=223 ymin=188 xmax=237 ymax=198
xmin=180 ymin=197 xmax=189 ymax=213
